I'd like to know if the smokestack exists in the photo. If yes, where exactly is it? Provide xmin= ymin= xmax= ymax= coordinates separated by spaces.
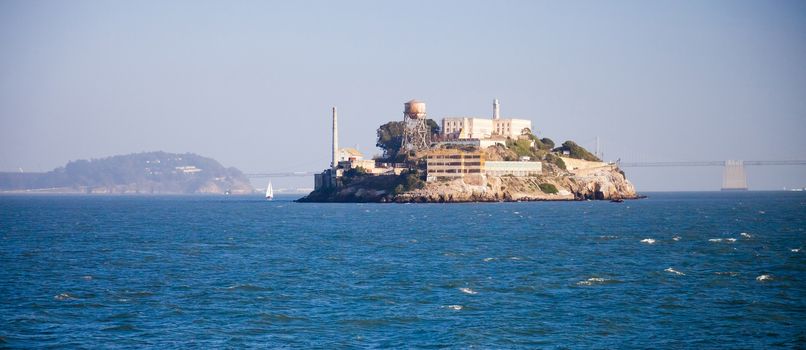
xmin=493 ymin=99 xmax=500 ymax=120
xmin=331 ymin=107 xmax=338 ymax=171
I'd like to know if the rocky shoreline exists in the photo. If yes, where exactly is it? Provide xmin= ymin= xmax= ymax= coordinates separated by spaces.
xmin=297 ymin=165 xmax=638 ymax=203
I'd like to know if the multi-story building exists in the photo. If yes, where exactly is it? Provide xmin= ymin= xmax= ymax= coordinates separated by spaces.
xmin=425 ymin=149 xmax=485 ymax=181
xmin=442 ymin=99 xmax=532 ymax=140
xmin=484 ymin=161 xmax=542 ymax=177
xmin=426 ymin=150 xmax=543 ymax=181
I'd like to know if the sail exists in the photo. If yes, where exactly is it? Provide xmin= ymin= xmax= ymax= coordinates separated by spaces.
xmin=265 ymin=181 xmax=273 ymax=199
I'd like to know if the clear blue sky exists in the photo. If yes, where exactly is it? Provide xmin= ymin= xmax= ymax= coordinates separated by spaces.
xmin=1 ymin=0 xmax=804 ymax=190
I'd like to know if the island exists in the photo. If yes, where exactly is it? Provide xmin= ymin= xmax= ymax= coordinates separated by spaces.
xmin=298 ymin=99 xmax=638 ymax=203
xmin=0 ymin=151 xmax=253 ymax=195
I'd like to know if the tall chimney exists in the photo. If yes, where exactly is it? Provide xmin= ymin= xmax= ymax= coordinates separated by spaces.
xmin=331 ymin=107 xmax=338 ymax=171
xmin=493 ymin=99 xmax=500 ymax=120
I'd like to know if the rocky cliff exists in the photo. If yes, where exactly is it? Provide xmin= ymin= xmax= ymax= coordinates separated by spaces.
xmin=298 ymin=164 xmax=638 ymax=203
xmin=395 ymin=165 xmax=637 ymax=203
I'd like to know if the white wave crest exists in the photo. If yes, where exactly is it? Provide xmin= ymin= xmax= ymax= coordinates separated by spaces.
xmin=640 ymin=238 xmax=656 ymax=244
xmin=708 ymin=238 xmax=723 ymax=242
xmin=577 ymin=277 xmax=608 ymax=286
xmin=756 ymin=274 xmax=773 ymax=282
xmin=483 ymin=257 xmax=495 ymax=262
xmin=445 ymin=305 xmax=463 ymax=311
xmin=665 ymin=267 xmax=685 ymax=276
xmin=740 ymin=232 xmax=752 ymax=238
xmin=791 ymin=248 xmax=801 ymax=253
xmin=54 ymin=293 xmax=75 ymax=301
xmin=672 ymin=236 xmax=681 ymax=241
xmin=459 ymin=287 xmax=478 ymax=295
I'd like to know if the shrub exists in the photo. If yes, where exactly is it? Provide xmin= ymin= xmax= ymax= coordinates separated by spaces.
xmin=538 ymin=183 xmax=558 ymax=194
xmin=555 ymin=157 xmax=566 ymax=170
xmin=393 ymin=184 xmax=405 ymax=195
xmin=344 ymin=166 xmax=368 ymax=177
xmin=554 ymin=141 xmax=601 ymax=161
xmin=506 ymin=139 xmax=536 ymax=158
xmin=544 ymin=153 xmax=567 ymax=170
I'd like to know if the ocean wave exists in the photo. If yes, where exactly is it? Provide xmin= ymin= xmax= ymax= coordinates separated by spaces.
xmin=54 ymin=293 xmax=75 ymax=301
xmin=640 ymin=238 xmax=656 ymax=244
xmin=672 ymin=236 xmax=681 ymax=241
xmin=791 ymin=248 xmax=801 ymax=253
xmin=664 ymin=267 xmax=685 ymax=276
xmin=102 ymin=324 xmax=136 ymax=332
xmin=576 ymin=277 xmax=616 ymax=286
xmin=226 ymin=284 xmax=272 ymax=292
xmin=459 ymin=287 xmax=478 ymax=295
xmin=708 ymin=238 xmax=723 ymax=242
xmin=483 ymin=257 xmax=495 ymax=262
xmin=756 ymin=274 xmax=773 ymax=282
xmin=715 ymin=271 xmax=739 ymax=276
xmin=740 ymin=232 xmax=752 ymax=238
xmin=444 ymin=305 xmax=463 ymax=311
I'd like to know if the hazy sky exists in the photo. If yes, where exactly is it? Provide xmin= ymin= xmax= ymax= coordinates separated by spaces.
xmin=1 ymin=0 xmax=804 ymax=191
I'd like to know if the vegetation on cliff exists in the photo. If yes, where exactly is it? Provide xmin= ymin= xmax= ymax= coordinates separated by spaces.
xmin=554 ymin=141 xmax=601 ymax=162
xmin=538 ymin=183 xmax=559 ymax=194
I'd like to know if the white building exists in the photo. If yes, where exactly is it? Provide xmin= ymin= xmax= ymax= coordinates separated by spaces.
xmin=442 ymin=99 xmax=532 ymax=140
xmin=484 ymin=161 xmax=542 ymax=177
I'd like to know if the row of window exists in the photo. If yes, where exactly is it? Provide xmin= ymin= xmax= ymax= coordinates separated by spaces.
xmin=427 ymin=169 xmax=482 ymax=174
xmin=428 ymin=162 xmax=483 ymax=167
xmin=428 ymin=155 xmax=481 ymax=159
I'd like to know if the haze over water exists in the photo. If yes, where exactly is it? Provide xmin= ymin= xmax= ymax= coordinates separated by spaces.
xmin=1 ymin=192 xmax=803 ymax=348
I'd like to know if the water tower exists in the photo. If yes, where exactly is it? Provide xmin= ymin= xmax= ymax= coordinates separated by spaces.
xmin=401 ymin=99 xmax=430 ymax=151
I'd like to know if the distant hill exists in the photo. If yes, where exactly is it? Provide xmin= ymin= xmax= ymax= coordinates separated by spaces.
xmin=0 ymin=152 xmax=254 ymax=194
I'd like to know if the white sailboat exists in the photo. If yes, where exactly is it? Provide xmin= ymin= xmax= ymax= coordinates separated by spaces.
xmin=265 ymin=180 xmax=274 ymax=200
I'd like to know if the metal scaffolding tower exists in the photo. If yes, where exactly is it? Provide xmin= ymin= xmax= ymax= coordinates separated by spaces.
xmin=401 ymin=100 xmax=430 ymax=152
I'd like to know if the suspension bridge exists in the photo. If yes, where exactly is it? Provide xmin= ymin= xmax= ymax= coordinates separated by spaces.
xmin=617 ymin=160 xmax=806 ymax=190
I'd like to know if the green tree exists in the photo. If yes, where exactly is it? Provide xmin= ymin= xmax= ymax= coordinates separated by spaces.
xmin=376 ymin=121 xmax=405 ymax=160
xmin=554 ymin=141 xmax=601 ymax=162
xmin=376 ymin=119 xmax=439 ymax=161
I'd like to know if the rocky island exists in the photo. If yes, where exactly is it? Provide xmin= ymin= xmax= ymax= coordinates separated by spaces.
xmin=298 ymin=100 xmax=638 ymax=203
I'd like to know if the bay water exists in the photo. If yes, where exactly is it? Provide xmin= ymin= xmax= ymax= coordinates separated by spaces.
xmin=0 ymin=192 xmax=804 ymax=348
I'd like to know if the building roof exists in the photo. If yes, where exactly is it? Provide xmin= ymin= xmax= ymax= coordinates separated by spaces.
xmin=340 ymin=148 xmax=363 ymax=157
xmin=443 ymin=116 xmax=531 ymax=122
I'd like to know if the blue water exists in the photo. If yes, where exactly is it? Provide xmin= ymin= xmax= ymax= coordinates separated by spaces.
xmin=0 ymin=192 xmax=804 ymax=348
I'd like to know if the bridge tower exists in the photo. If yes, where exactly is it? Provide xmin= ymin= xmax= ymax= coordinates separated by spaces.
xmin=401 ymin=100 xmax=430 ymax=152
xmin=721 ymin=160 xmax=748 ymax=191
